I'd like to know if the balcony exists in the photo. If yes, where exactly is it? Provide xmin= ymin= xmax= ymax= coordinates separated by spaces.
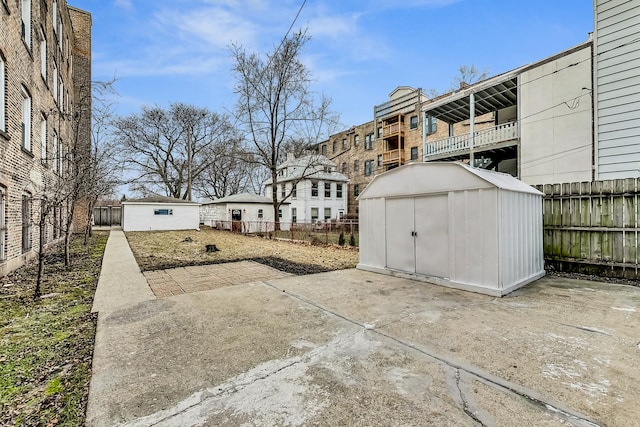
xmin=424 ymin=121 xmax=520 ymax=159
xmin=382 ymin=149 xmax=406 ymax=165
xmin=382 ymin=122 xmax=404 ymax=139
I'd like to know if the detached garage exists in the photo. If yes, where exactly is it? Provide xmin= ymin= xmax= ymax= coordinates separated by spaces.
xmin=121 ymin=196 xmax=201 ymax=232
xmin=357 ymin=163 xmax=544 ymax=296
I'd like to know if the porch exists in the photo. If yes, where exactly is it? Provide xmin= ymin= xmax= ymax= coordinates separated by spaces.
xmin=424 ymin=121 xmax=520 ymax=160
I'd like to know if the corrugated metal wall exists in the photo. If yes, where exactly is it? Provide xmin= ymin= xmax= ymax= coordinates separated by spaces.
xmin=595 ymin=0 xmax=640 ymax=178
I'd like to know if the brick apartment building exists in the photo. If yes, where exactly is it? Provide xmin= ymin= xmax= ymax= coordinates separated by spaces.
xmin=0 ymin=0 xmax=91 ymax=276
xmin=320 ymin=87 xmax=494 ymax=216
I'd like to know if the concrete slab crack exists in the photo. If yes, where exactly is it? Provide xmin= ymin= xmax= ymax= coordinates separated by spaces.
xmin=454 ymin=368 xmax=487 ymax=427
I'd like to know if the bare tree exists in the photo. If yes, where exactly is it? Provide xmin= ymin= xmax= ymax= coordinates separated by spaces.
xmin=194 ymin=137 xmax=252 ymax=200
xmin=113 ymin=103 xmax=237 ymax=201
xmin=451 ymin=65 xmax=489 ymax=90
xmin=231 ymin=29 xmax=339 ymax=227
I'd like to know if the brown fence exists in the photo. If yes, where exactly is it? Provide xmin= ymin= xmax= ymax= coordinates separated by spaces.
xmin=535 ymin=179 xmax=640 ymax=279
xmin=208 ymin=220 xmax=359 ymax=247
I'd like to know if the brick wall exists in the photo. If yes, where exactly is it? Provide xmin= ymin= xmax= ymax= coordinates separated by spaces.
xmin=0 ymin=0 xmax=91 ymax=276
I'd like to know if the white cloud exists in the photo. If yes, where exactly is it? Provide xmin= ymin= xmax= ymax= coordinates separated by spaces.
xmin=114 ymin=0 xmax=134 ymax=12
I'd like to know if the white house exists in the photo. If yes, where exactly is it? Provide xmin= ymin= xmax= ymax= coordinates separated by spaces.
xmin=200 ymin=193 xmax=289 ymax=232
xmin=121 ymin=196 xmax=201 ymax=232
xmin=264 ymin=154 xmax=349 ymax=224
xmin=357 ymin=163 xmax=544 ymax=296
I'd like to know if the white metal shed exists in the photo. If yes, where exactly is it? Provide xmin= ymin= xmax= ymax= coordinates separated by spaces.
xmin=357 ymin=162 xmax=544 ymax=296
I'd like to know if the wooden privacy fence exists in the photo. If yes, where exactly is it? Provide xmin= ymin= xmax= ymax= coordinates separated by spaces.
xmin=535 ymin=178 xmax=640 ymax=279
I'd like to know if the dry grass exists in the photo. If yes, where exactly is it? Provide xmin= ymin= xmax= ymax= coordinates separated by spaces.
xmin=125 ymin=227 xmax=359 ymax=273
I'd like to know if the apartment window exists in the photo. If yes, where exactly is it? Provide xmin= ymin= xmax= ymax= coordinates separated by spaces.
xmin=280 ymin=184 xmax=286 ymax=199
xmin=426 ymin=114 xmax=437 ymax=135
xmin=342 ymin=138 xmax=347 ymax=150
xmin=58 ymin=138 xmax=63 ymax=174
xmin=410 ymin=115 xmax=418 ymax=129
xmin=354 ymin=160 xmax=359 ymax=173
xmin=40 ymin=114 xmax=47 ymax=162
xmin=341 ymin=162 xmax=347 ymax=173
xmin=324 ymin=208 xmax=331 ymax=220
xmin=377 ymin=127 xmax=382 ymax=138
xmin=22 ymin=0 xmax=31 ymax=49
xmin=311 ymin=207 xmax=319 ymax=222
xmin=53 ymin=1 xmax=57 ymax=34
xmin=324 ymin=182 xmax=331 ymax=198
xmin=336 ymin=184 xmax=343 ymax=198
xmin=332 ymin=140 xmax=337 ymax=153
xmin=0 ymin=55 xmax=5 ymax=134
xmin=21 ymin=87 xmax=32 ymax=151
xmin=291 ymin=207 xmax=297 ymax=223
xmin=59 ymin=80 xmax=64 ymax=112
xmin=52 ymin=131 xmax=58 ymax=172
xmin=377 ymin=154 xmax=382 ymax=167
xmin=364 ymin=160 xmax=374 ymax=176
xmin=40 ymin=29 xmax=47 ymax=79
xmin=321 ymin=144 xmax=327 ymax=155
xmin=258 ymin=209 xmax=263 ymax=219
xmin=354 ymin=134 xmax=359 ymax=147
xmin=411 ymin=147 xmax=418 ymax=160
xmin=154 ymin=209 xmax=173 ymax=215
xmin=0 ymin=187 xmax=5 ymax=261
xmin=364 ymin=133 xmax=374 ymax=150
xmin=292 ymin=184 xmax=297 ymax=198
xmin=354 ymin=184 xmax=360 ymax=197
xmin=58 ymin=19 xmax=63 ymax=50
xmin=311 ymin=181 xmax=318 ymax=197
xmin=53 ymin=64 xmax=58 ymax=103
xmin=22 ymin=193 xmax=32 ymax=253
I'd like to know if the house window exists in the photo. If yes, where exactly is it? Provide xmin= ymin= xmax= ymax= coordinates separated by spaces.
xmin=332 ymin=140 xmax=337 ymax=153
xmin=154 ymin=209 xmax=173 ymax=215
xmin=377 ymin=154 xmax=382 ymax=167
xmin=0 ymin=55 xmax=5 ymax=133
xmin=258 ymin=209 xmax=263 ymax=219
xmin=426 ymin=114 xmax=437 ymax=135
xmin=311 ymin=181 xmax=318 ymax=197
xmin=21 ymin=87 xmax=31 ymax=151
xmin=280 ymin=184 xmax=286 ymax=198
xmin=311 ymin=207 xmax=319 ymax=222
xmin=22 ymin=193 xmax=32 ymax=253
xmin=292 ymin=184 xmax=297 ymax=198
xmin=364 ymin=133 xmax=374 ymax=150
xmin=324 ymin=182 xmax=331 ymax=198
xmin=336 ymin=184 xmax=343 ymax=198
xmin=364 ymin=160 xmax=374 ymax=176
xmin=354 ymin=160 xmax=359 ymax=173
xmin=354 ymin=134 xmax=360 ymax=147
xmin=0 ymin=187 xmax=5 ymax=261
xmin=291 ymin=207 xmax=297 ymax=223
xmin=410 ymin=115 xmax=418 ymax=129
xmin=40 ymin=114 xmax=47 ymax=162
xmin=342 ymin=138 xmax=347 ymax=149
xmin=354 ymin=184 xmax=360 ymax=197
xmin=411 ymin=146 xmax=418 ymax=160
xmin=279 ymin=209 xmax=282 ymax=218
xmin=321 ymin=144 xmax=327 ymax=155
xmin=40 ymin=29 xmax=47 ymax=79
xmin=324 ymin=208 xmax=331 ymax=220
xmin=21 ymin=0 xmax=31 ymax=49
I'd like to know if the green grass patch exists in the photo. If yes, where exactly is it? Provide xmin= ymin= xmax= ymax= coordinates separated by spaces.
xmin=0 ymin=232 xmax=108 ymax=426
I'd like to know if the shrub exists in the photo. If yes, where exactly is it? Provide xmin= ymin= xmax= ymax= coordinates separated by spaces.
xmin=349 ymin=234 xmax=356 ymax=246
xmin=338 ymin=231 xmax=345 ymax=246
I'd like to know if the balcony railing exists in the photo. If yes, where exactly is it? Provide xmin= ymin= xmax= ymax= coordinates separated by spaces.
xmin=382 ymin=122 xmax=404 ymax=138
xmin=424 ymin=121 xmax=520 ymax=158
xmin=382 ymin=149 xmax=405 ymax=164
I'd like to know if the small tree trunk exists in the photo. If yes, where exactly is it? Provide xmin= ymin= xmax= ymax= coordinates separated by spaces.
xmin=34 ymin=204 xmax=47 ymax=299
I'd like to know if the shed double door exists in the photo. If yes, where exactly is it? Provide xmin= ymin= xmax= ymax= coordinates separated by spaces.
xmin=385 ymin=195 xmax=449 ymax=278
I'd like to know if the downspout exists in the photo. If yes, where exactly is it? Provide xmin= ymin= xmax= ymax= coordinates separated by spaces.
xmin=422 ymin=110 xmax=427 ymax=162
xmin=469 ymin=92 xmax=475 ymax=167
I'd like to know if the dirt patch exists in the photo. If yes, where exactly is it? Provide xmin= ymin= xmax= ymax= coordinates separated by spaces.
xmin=125 ymin=228 xmax=359 ymax=273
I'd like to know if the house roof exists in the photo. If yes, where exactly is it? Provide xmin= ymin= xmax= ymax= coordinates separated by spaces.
xmin=358 ymin=162 xmax=542 ymax=200
xmin=264 ymin=154 xmax=349 ymax=185
xmin=122 ymin=196 xmax=200 ymax=205
xmin=202 ymin=193 xmax=289 ymax=205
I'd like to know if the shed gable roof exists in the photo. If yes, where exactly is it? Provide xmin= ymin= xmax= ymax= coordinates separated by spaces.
xmin=358 ymin=162 xmax=542 ymax=199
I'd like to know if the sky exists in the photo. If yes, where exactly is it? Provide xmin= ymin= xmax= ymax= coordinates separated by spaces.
xmin=69 ymin=0 xmax=595 ymax=130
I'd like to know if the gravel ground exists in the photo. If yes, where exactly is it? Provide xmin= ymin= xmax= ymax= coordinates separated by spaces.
xmin=125 ymin=227 xmax=359 ymax=274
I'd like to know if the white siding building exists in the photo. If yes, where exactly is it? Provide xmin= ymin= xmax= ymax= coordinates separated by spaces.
xmin=593 ymin=0 xmax=640 ymax=179
xmin=121 ymin=197 xmax=201 ymax=232
xmin=265 ymin=154 xmax=349 ymax=224
xmin=200 ymin=193 xmax=289 ymax=232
